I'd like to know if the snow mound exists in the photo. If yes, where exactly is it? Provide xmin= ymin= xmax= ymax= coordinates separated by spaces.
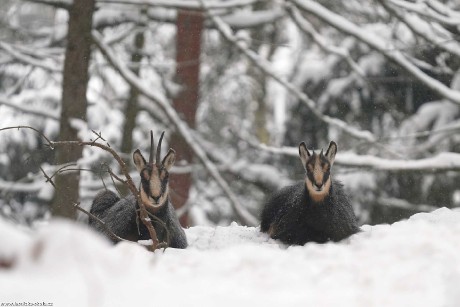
xmin=2 ymin=208 xmax=460 ymax=307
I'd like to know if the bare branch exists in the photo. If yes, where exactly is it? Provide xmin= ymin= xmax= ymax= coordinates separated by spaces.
xmin=291 ymin=0 xmax=460 ymax=106
xmin=0 ymin=126 xmax=54 ymax=148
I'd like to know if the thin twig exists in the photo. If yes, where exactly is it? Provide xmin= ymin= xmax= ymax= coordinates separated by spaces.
xmin=0 ymin=126 xmax=54 ymax=148
xmin=39 ymin=166 xmax=55 ymax=189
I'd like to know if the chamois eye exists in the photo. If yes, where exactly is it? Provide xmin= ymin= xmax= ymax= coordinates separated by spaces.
xmin=142 ymin=170 xmax=150 ymax=180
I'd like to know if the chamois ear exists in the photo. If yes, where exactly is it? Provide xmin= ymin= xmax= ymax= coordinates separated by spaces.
xmin=298 ymin=142 xmax=311 ymax=169
xmin=325 ymin=141 xmax=337 ymax=165
xmin=133 ymin=149 xmax=147 ymax=172
xmin=162 ymin=149 xmax=176 ymax=171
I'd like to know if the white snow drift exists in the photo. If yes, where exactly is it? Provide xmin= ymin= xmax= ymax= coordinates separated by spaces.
xmin=2 ymin=208 xmax=460 ymax=307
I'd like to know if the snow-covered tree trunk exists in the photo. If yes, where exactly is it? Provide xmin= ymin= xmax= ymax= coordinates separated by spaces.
xmin=51 ymin=0 xmax=95 ymax=219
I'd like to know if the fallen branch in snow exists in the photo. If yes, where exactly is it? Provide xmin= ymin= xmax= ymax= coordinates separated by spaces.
xmin=200 ymin=0 xmax=377 ymax=144
xmin=291 ymin=0 xmax=460 ymax=106
xmin=92 ymin=31 xmax=258 ymax=226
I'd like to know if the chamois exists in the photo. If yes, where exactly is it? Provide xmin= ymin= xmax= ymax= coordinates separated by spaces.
xmin=260 ymin=141 xmax=359 ymax=245
xmin=89 ymin=131 xmax=187 ymax=249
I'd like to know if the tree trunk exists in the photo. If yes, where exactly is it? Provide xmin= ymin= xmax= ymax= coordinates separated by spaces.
xmin=170 ymin=10 xmax=204 ymax=227
xmin=51 ymin=0 xmax=95 ymax=218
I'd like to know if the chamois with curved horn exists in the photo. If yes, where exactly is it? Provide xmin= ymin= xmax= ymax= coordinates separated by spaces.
xmin=89 ymin=131 xmax=187 ymax=249
xmin=260 ymin=141 xmax=360 ymax=245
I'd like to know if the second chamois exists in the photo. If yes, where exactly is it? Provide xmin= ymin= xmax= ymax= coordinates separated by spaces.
xmin=260 ymin=141 xmax=360 ymax=245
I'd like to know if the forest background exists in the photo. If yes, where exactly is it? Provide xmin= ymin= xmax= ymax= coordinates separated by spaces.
xmin=0 ymin=0 xmax=459 ymax=229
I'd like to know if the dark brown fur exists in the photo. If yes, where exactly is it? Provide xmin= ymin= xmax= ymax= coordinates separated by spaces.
xmin=260 ymin=141 xmax=360 ymax=245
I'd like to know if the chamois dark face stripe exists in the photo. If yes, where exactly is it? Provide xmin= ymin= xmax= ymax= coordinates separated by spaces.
xmin=306 ymin=154 xmax=331 ymax=187
xmin=304 ymin=151 xmax=332 ymax=202
xmin=140 ymin=165 xmax=169 ymax=204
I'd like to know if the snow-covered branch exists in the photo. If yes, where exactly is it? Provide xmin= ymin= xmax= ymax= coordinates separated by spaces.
xmin=200 ymin=0 xmax=377 ymax=144
xmin=287 ymin=5 xmax=365 ymax=78
xmin=0 ymin=42 xmax=62 ymax=73
xmin=98 ymin=0 xmax=260 ymax=10
xmin=389 ymin=0 xmax=460 ymax=26
xmin=249 ymin=141 xmax=460 ymax=172
xmin=0 ymin=179 xmax=44 ymax=193
xmin=26 ymin=0 xmax=260 ymax=10
xmin=291 ymin=0 xmax=460 ymax=106
xmin=91 ymin=31 xmax=258 ymax=226
xmin=380 ymin=0 xmax=460 ymax=58
xmin=0 ymin=95 xmax=60 ymax=121
xmin=376 ymin=197 xmax=438 ymax=212
xmin=24 ymin=0 xmax=72 ymax=9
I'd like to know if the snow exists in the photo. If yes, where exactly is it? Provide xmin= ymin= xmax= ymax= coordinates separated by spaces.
xmin=2 ymin=208 xmax=460 ymax=306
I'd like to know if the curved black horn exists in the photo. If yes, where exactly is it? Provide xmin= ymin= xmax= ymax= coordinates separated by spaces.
xmin=156 ymin=131 xmax=165 ymax=165
xmin=149 ymin=130 xmax=154 ymax=164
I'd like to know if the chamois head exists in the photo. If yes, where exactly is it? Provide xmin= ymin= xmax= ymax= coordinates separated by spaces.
xmin=133 ymin=131 xmax=176 ymax=210
xmin=298 ymin=141 xmax=337 ymax=202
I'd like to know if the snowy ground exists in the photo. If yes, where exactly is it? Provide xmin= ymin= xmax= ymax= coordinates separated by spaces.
xmin=2 ymin=208 xmax=460 ymax=307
